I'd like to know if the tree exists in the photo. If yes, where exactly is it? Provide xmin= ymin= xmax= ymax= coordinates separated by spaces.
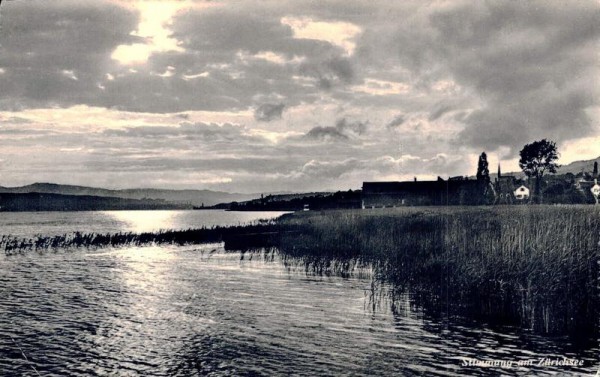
xmin=593 ymin=161 xmax=598 ymax=178
xmin=475 ymin=152 xmax=493 ymax=204
xmin=476 ymin=152 xmax=490 ymax=184
xmin=518 ymin=139 xmax=560 ymax=203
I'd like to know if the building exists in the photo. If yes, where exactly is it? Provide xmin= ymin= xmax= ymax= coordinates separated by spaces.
xmin=362 ymin=178 xmax=481 ymax=208
xmin=494 ymin=164 xmax=530 ymax=203
xmin=591 ymin=179 xmax=600 ymax=204
xmin=576 ymin=178 xmax=597 ymax=202
xmin=495 ymin=175 xmax=517 ymax=204
xmin=514 ymin=185 xmax=530 ymax=201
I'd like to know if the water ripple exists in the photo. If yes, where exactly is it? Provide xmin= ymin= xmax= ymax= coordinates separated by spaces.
xmin=1 ymin=245 xmax=597 ymax=376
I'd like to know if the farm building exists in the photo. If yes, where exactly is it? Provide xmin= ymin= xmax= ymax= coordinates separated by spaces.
xmin=514 ymin=185 xmax=530 ymax=200
xmin=590 ymin=179 xmax=600 ymax=204
xmin=493 ymin=164 xmax=530 ymax=204
xmin=361 ymin=178 xmax=481 ymax=208
xmin=575 ymin=178 xmax=600 ymax=203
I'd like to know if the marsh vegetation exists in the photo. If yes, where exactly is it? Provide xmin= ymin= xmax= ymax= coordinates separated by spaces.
xmin=277 ymin=206 xmax=600 ymax=336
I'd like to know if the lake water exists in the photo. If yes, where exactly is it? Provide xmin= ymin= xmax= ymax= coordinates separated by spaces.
xmin=0 ymin=210 xmax=289 ymax=238
xmin=1 ymin=210 xmax=598 ymax=376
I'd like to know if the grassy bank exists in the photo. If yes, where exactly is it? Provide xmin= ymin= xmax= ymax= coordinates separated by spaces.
xmin=276 ymin=206 xmax=600 ymax=336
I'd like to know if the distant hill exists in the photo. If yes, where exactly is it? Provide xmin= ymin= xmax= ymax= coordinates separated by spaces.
xmin=483 ymin=155 xmax=600 ymax=180
xmin=213 ymin=190 xmax=361 ymax=211
xmin=0 ymin=192 xmax=182 ymax=212
xmin=0 ymin=183 xmax=258 ymax=207
xmin=556 ymin=156 xmax=600 ymax=175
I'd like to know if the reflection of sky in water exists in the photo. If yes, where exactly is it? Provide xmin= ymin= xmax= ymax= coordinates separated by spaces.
xmin=0 ymin=210 xmax=289 ymax=238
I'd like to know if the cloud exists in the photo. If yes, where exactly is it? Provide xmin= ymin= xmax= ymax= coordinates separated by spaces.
xmin=428 ymin=105 xmax=453 ymax=121
xmin=335 ymin=118 xmax=367 ymax=135
xmin=104 ymin=122 xmax=261 ymax=143
xmin=280 ymin=16 xmax=362 ymax=55
xmin=304 ymin=117 xmax=367 ymax=141
xmin=297 ymin=158 xmax=360 ymax=178
xmin=299 ymin=56 xmax=355 ymax=90
xmin=1 ymin=116 xmax=32 ymax=124
xmin=347 ymin=1 xmax=600 ymax=155
xmin=386 ymin=114 xmax=405 ymax=129
xmin=0 ymin=1 xmax=139 ymax=110
xmin=305 ymin=126 xmax=348 ymax=141
xmin=254 ymin=103 xmax=285 ymax=122
xmin=110 ymin=1 xmax=186 ymax=66
xmin=426 ymin=1 xmax=600 ymax=152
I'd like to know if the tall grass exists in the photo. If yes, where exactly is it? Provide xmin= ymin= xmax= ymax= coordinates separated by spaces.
xmin=276 ymin=206 xmax=600 ymax=336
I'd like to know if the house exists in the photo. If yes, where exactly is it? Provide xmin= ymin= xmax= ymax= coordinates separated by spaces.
xmin=514 ymin=185 xmax=530 ymax=201
xmin=591 ymin=179 xmax=600 ymax=204
xmin=362 ymin=178 xmax=481 ymax=208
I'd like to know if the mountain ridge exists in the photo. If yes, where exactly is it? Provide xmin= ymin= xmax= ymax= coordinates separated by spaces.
xmin=0 ymin=183 xmax=258 ymax=207
xmin=485 ymin=155 xmax=600 ymax=179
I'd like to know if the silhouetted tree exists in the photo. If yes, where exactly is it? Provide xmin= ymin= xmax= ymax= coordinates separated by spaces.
xmin=476 ymin=152 xmax=490 ymax=184
xmin=475 ymin=152 xmax=493 ymax=204
xmin=518 ymin=139 xmax=560 ymax=203
xmin=593 ymin=161 xmax=598 ymax=177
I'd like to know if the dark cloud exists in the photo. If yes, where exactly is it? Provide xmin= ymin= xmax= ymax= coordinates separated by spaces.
xmin=173 ymin=9 xmax=293 ymax=55
xmin=304 ymin=118 xmax=368 ymax=141
xmin=0 ymin=1 xmax=358 ymax=113
xmin=0 ymin=0 xmax=139 ymax=110
xmin=386 ymin=114 xmax=405 ymax=129
xmin=254 ymin=103 xmax=285 ymax=122
xmin=305 ymin=126 xmax=348 ymax=141
xmin=425 ymin=1 xmax=600 ymax=152
xmin=335 ymin=118 xmax=367 ymax=135
xmin=428 ymin=105 xmax=453 ymax=121
xmin=299 ymin=56 xmax=355 ymax=90
xmin=0 ymin=2 xmax=388 ymax=114
xmin=346 ymin=1 xmax=600 ymax=154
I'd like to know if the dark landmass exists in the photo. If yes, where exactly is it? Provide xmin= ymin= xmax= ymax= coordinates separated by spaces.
xmin=0 ymin=183 xmax=258 ymax=207
xmin=0 ymin=192 xmax=185 ymax=212
xmin=211 ymin=190 xmax=362 ymax=211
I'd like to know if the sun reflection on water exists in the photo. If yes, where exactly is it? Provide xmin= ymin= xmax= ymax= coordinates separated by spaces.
xmin=102 ymin=210 xmax=178 ymax=233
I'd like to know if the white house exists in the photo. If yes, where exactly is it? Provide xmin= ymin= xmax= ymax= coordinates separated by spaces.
xmin=592 ymin=179 xmax=600 ymax=204
xmin=514 ymin=185 xmax=530 ymax=200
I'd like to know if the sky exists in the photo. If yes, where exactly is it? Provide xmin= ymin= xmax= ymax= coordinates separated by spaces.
xmin=0 ymin=0 xmax=598 ymax=193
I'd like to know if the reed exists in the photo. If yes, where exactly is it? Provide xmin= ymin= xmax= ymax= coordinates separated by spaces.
xmin=1 ymin=222 xmax=286 ymax=254
xmin=275 ymin=206 xmax=600 ymax=336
